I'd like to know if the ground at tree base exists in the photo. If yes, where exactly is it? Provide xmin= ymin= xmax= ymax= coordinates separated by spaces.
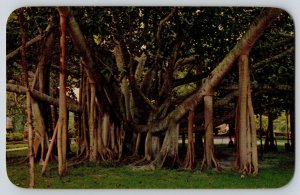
xmin=6 ymin=145 xmax=294 ymax=189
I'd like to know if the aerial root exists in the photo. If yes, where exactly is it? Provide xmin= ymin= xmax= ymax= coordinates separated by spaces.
xmin=200 ymin=155 xmax=222 ymax=171
xmin=129 ymin=155 xmax=152 ymax=167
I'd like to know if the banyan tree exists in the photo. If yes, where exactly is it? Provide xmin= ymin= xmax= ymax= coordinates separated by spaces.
xmin=6 ymin=6 xmax=294 ymax=185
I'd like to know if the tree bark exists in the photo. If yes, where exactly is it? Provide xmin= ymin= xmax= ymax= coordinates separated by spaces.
xmin=57 ymin=8 xmax=68 ymax=176
xmin=19 ymin=10 xmax=35 ymax=188
xmin=150 ymin=121 xmax=179 ymax=169
xmin=201 ymin=93 xmax=219 ymax=170
xmin=7 ymin=83 xmax=81 ymax=113
xmin=235 ymin=54 xmax=258 ymax=175
xmin=183 ymin=109 xmax=195 ymax=169
xmin=89 ymin=82 xmax=98 ymax=161
xmin=41 ymin=123 xmax=58 ymax=175
xmin=30 ymin=25 xmax=54 ymax=164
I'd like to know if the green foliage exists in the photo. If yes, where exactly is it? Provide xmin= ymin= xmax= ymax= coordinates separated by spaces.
xmin=255 ymin=111 xmax=290 ymax=133
xmin=6 ymin=92 xmax=26 ymax=131
xmin=273 ymin=112 xmax=290 ymax=133
xmin=255 ymin=114 xmax=268 ymax=131
xmin=68 ymin=112 xmax=76 ymax=138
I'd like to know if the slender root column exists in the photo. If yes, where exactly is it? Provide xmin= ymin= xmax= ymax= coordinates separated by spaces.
xmin=19 ymin=9 xmax=35 ymax=188
xmin=57 ymin=8 xmax=68 ymax=176
xmin=201 ymin=92 xmax=220 ymax=171
xmin=235 ymin=54 xmax=258 ymax=176
xmin=183 ymin=108 xmax=195 ymax=169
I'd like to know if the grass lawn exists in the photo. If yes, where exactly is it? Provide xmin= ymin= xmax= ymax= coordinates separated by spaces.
xmin=6 ymin=143 xmax=27 ymax=150
xmin=6 ymin=145 xmax=294 ymax=189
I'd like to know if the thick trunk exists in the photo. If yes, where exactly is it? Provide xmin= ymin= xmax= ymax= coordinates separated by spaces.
xmin=89 ymin=82 xmax=98 ymax=161
xmin=144 ymin=131 xmax=153 ymax=161
xmin=102 ymin=112 xmax=110 ymax=148
xmin=78 ymin=76 xmax=89 ymax=158
xmin=150 ymin=121 xmax=179 ymax=169
xmin=201 ymin=94 xmax=219 ymax=170
xmin=247 ymin=85 xmax=258 ymax=174
xmin=113 ymin=44 xmax=132 ymax=121
xmin=35 ymin=28 xmax=54 ymax=163
xmin=151 ymin=135 xmax=161 ymax=159
xmin=235 ymin=54 xmax=258 ymax=175
xmin=31 ymin=99 xmax=48 ymax=162
xmin=238 ymin=55 xmax=248 ymax=170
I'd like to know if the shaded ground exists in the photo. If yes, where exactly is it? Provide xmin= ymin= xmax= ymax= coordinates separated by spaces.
xmin=6 ymin=144 xmax=294 ymax=189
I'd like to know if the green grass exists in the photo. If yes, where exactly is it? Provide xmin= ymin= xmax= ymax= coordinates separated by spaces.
xmin=6 ymin=148 xmax=28 ymax=159
xmin=6 ymin=145 xmax=294 ymax=189
xmin=6 ymin=143 xmax=27 ymax=150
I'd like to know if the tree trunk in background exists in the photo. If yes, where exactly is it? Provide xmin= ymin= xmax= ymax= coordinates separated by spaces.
xmin=194 ymin=130 xmax=203 ymax=157
xmin=290 ymin=104 xmax=295 ymax=152
xmin=35 ymin=26 xmax=54 ymax=163
xmin=184 ymin=109 xmax=195 ymax=169
xmin=19 ymin=10 xmax=35 ymax=188
xmin=31 ymin=100 xmax=48 ymax=162
xmin=264 ymin=111 xmax=277 ymax=152
xmin=285 ymin=110 xmax=290 ymax=146
xmin=57 ymin=9 xmax=68 ymax=176
xmin=20 ymin=19 xmax=54 ymax=164
xmin=201 ymin=93 xmax=219 ymax=170
xmin=235 ymin=54 xmax=258 ymax=175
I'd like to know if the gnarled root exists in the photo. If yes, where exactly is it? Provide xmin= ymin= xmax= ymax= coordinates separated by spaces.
xmin=129 ymin=155 xmax=152 ymax=167
xmin=200 ymin=154 xmax=222 ymax=171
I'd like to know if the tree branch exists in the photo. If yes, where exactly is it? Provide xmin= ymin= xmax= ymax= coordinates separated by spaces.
xmin=173 ymin=71 xmax=210 ymax=87
xmin=7 ymin=17 xmax=54 ymax=61
xmin=137 ymin=88 xmax=157 ymax=110
xmin=220 ymin=83 xmax=293 ymax=91
xmin=7 ymin=35 xmax=43 ymax=61
xmin=174 ymin=54 xmax=200 ymax=70
xmin=154 ymin=7 xmax=177 ymax=65
xmin=7 ymin=83 xmax=81 ymax=113
xmin=253 ymin=37 xmax=294 ymax=51
xmin=252 ymin=47 xmax=294 ymax=69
